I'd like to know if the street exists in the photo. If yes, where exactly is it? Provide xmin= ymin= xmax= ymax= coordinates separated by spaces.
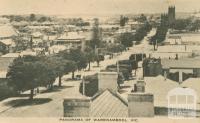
xmin=0 ymin=29 xmax=156 ymax=117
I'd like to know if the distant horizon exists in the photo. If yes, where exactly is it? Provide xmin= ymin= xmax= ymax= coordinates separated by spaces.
xmin=0 ymin=0 xmax=200 ymax=16
xmin=0 ymin=11 xmax=194 ymax=17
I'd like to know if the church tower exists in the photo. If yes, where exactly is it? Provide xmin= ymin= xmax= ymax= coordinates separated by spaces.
xmin=168 ymin=6 xmax=176 ymax=26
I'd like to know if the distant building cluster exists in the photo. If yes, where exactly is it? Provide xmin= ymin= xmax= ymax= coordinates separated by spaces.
xmin=0 ymin=6 xmax=199 ymax=118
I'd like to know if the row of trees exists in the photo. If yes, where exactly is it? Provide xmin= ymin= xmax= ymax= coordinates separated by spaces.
xmin=3 ymin=14 xmax=52 ymax=22
xmin=106 ymin=43 xmax=126 ymax=54
xmin=120 ymin=15 xmax=129 ymax=27
xmin=63 ymin=18 xmax=90 ymax=26
xmin=173 ymin=18 xmax=200 ymax=32
xmin=150 ymin=14 xmax=169 ymax=49
xmin=150 ymin=25 xmax=168 ymax=49
xmin=151 ymin=17 xmax=200 ymax=48
xmin=119 ymin=22 xmax=152 ymax=47
xmin=6 ymin=48 xmax=93 ymax=100
xmin=6 ymin=42 xmax=116 ymax=100
xmin=135 ymin=14 xmax=147 ymax=23
xmin=134 ymin=22 xmax=152 ymax=42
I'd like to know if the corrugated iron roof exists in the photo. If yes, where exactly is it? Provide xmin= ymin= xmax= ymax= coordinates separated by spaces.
xmin=181 ymin=78 xmax=200 ymax=105
xmin=91 ymin=90 xmax=128 ymax=117
xmin=20 ymin=50 xmax=37 ymax=56
xmin=1 ymin=53 xmax=20 ymax=58
xmin=0 ymin=25 xmax=17 ymax=38
xmin=57 ymin=32 xmax=85 ymax=40
xmin=0 ymin=39 xmax=15 ymax=46
xmin=0 ymin=57 xmax=15 ymax=72
xmin=161 ymin=59 xmax=200 ymax=69
xmin=32 ymin=32 xmax=43 ymax=37
xmin=145 ymin=75 xmax=179 ymax=107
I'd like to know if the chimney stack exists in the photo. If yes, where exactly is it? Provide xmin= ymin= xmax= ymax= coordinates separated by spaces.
xmin=63 ymin=96 xmax=91 ymax=117
xmin=98 ymin=72 xmax=118 ymax=92
xmin=129 ymin=79 xmax=154 ymax=117
xmin=175 ymin=54 xmax=178 ymax=60
xmin=135 ymin=79 xmax=146 ymax=93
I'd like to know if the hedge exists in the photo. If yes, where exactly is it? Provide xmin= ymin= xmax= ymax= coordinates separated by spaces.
xmin=129 ymin=53 xmax=146 ymax=62
xmin=79 ymin=74 xmax=98 ymax=97
xmin=106 ymin=64 xmax=132 ymax=80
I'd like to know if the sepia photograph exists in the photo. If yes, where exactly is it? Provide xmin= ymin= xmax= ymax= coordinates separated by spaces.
xmin=0 ymin=0 xmax=199 ymax=123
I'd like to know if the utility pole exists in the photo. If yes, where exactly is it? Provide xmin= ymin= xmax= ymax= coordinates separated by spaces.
xmin=142 ymin=53 xmax=144 ymax=61
xmin=30 ymin=35 xmax=33 ymax=50
xmin=156 ymin=40 xmax=158 ymax=49
xmin=185 ymin=45 xmax=187 ymax=51
xmin=135 ymin=54 xmax=137 ymax=61
xmin=153 ymin=40 xmax=156 ymax=51
xmin=82 ymin=70 xmax=85 ymax=96
xmin=95 ymin=45 xmax=100 ymax=67
xmin=116 ymin=55 xmax=120 ymax=89
xmin=116 ymin=57 xmax=119 ymax=74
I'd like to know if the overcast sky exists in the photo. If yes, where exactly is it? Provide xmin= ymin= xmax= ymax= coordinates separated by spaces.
xmin=0 ymin=0 xmax=200 ymax=15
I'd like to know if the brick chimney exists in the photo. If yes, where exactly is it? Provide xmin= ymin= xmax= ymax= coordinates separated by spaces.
xmin=63 ymin=96 xmax=91 ymax=117
xmin=134 ymin=79 xmax=146 ymax=93
xmin=98 ymin=72 xmax=118 ymax=92
xmin=128 ymin=93 xmax=154 ymax=117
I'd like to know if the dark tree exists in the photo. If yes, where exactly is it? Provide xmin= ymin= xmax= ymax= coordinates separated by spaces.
xmin=84 ymin=46 xmax=96 ymax=71
xmin=119 ymin=32 xmax=134 ymax=47
xmin=7 ymin=56 xmax=48 ymax=100
xmin=38 ymin=16 xmax=47 ymax=22
xmin=90 ymin=18 xmax=102 ymax=49
xmin=173 ymin=19 xmax=191 ymax=30
xmin=59 ymin=49 xmax=88 ymax=79
xmin=120 ymin=15 xmax=129 ymax=27
xmin=29 ymin=14 xmax=36 ymax=22
xmin=136 ymin=14 xmax=147 ymax=23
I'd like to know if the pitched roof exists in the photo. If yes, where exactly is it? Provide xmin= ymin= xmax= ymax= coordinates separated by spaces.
xmin=0 ymin=71 xmax=7 ymax=78
xmin=0 ymin=25 xmax=17 ymax=38
xmin=181 ymin=79 xmax=200 ymax=110
xmin=167 ymin=33 xmax=200 ymax=43
xmin=32 ymin=38 xmax=43 ymax=43
xmin=27 ymin=26 xmax=51 ymax=30
xmin=145 ymin=75 xmax=179 ymax=107
xmin=0 ymin=39 xmax=15 ymax=46
xmin=91 ymin=90 xmax=128 ymax=117
xmin=161 ymin=58 xmax=200 ymax=69
xmin=20 ymin=50 xmax=37 ymax=56
xmin=0 ymin=57 xmax=15 ymax=78
xmin=181 ymin=78 xmax=200 ymax=96
xmin=43 ymin=35 xmax=58 ymax=41
xmin=80 ymin=31 xmax=92 ymax=41
xmin=0 ymin=17 xmax=9 ymax=24
xmin=1 ymin=53 xmax=20 ymax=58
xmin=31 ymin=32 xmax=43 ymax=37
xmin=49 ymin=45 xmax=67 ymax=53
xmin=57 ymin=32 xmax=85 ymax=40
xmin=11 ymin=21 xmax=29 ymax=26
xmin=100 ymin=24 xmax=120 ymax=29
